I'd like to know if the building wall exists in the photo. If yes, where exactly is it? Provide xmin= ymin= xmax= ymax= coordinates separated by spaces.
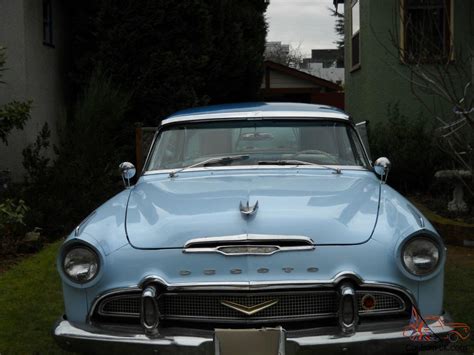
xmin=0 ymin=0 xmax=68 ymax=181
xmin=264 ymin=69 xmax=321 ymax=89
xmin=303 ymin=63 xmax=345 ymax=84
xmin=344 ymin=0 xmax=474 ymax=124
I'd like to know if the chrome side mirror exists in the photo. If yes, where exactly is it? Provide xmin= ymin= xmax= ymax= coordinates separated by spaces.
xmin=374 ymin=157 xmax=391 ymax=183
xmin=119 ymin=162 xmax=136 ymax=188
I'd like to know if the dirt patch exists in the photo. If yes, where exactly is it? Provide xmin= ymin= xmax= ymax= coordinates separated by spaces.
xmin=0 ymin=254 xmax=28 ymax=274
xmin=446 ymin=245 xmax=474 ymax=267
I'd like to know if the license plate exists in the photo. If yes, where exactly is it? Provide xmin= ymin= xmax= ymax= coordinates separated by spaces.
xmin=215 ymin=327 xmax=285 ymax=355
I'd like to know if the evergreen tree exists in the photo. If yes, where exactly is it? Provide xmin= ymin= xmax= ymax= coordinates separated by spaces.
xmin=329 ymin=7 xmax=344 ymax=50
xmin=71 ymin=0 xmax=268 ymax=125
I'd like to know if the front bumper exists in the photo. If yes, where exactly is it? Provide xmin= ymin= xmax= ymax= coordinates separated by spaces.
xmin=53 ymin=315 xmax=454 ymax=354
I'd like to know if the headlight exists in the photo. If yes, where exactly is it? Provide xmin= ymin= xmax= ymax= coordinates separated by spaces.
xmin=402 ymin=237 xmax=440 ymax=276
xmin=63 ymin=246 xmax=99 ymax=283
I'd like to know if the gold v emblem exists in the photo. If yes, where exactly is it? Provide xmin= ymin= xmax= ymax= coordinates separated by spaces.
xmin=220 ymin=299 xmax=278 ymax=315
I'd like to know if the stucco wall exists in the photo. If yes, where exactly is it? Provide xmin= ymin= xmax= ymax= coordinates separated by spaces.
xmin=0 ymin=0 xmax=68 ymax=181
xmin=344 ymin=0 xmax=474 ymax=125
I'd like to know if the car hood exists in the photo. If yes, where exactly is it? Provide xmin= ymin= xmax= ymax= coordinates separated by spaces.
xmin=125 ymin=170 xmax=380 ymax=249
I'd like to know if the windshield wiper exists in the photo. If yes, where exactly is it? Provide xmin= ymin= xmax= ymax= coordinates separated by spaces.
xmin=169 ymin=155 xmax=250 ymax=178
xmin=257 ymin=159 xmax=341 ymax=174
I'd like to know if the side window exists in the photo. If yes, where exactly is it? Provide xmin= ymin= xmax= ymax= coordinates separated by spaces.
xmin=158 ymin=129 xmax=184 ymax=168
xmin=43 ymin=0 xmax=54 ymax=47
xmin=401 ymin=0 xmax=453 ymax=63
xmin=351 ymin=0 xmax=360 ymax=68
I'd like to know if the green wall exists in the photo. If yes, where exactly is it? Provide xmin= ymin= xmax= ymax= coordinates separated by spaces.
xmin=344 ymin=0 xmax=474 ymax=124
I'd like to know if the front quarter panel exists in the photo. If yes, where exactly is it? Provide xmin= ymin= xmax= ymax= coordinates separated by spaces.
xmin=58 ymin=189 xmax=131 ymax=322
xmin=372 ymin=184 xmax=445 ymax=316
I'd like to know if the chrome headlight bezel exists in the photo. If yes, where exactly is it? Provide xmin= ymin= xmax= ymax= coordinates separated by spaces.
xmin=62 ymin=243 xmax=100 ymax=284
xmin=401 ymin=234 xmax=442 ymax=277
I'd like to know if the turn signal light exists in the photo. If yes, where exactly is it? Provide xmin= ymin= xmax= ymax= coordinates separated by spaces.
xmin=361 ymin=294 xmax=376 ymax=310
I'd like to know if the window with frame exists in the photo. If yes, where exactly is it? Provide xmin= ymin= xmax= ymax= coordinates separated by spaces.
xmin=351 ymin=0 xmax=360 ymax=69
xmin=401 ymin=0 xmax=452 ymax=63
xmin=43 ymin=0 xmax=53 ymax=46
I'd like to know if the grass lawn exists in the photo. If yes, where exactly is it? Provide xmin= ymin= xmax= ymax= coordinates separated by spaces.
xmin=0 ymin=241 xmax=67 ymax=355
xmin=444 ymin=246 xmax=474 ymax=351
xmin=0 ymin=241 xmax=473 ymax=354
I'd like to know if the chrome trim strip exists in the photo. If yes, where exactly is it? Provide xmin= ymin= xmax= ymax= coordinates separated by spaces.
xmin=406 ymin=204 xmax=425 ymax=228
xmin=161 ymin=112 xmax=350 ymax=126
xmin=184 ymin=234 xmax=315 ymax=249
xmin=220 ymin=299 xmax=279 ymax=316
xmin=143 ymin=165 xmax=369 ymax=176
xmin=74 ymin=211 xmax=97 ymax=237
xmin=184 ymin=245 xmax=315 ymax=256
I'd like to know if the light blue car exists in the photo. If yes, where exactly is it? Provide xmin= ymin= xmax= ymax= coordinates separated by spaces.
xmin=53 ymin=103 xmax=451 ymax=354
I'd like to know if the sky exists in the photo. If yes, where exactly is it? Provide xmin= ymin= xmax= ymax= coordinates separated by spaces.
xmin=266 ymin=0 xmax=342 ymax=58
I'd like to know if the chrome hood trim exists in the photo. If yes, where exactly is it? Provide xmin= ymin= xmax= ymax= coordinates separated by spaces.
xmin=183 ymin=234 xmax=315 ymax=255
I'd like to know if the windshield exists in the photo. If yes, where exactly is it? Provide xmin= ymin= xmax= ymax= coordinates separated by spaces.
xmin=146 ymin=120 xmax=369 ymax=171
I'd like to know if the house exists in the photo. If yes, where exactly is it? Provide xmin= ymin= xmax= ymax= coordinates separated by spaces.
xmin=261 ymin=60 xmax=344 ymax=109
xmin=301 ymin=49 xmax=345 ymax=84
xmin=340 ymin=0 xmax=474 ymax=124
xmin=0 ymin=0 xmax=69 ymax=182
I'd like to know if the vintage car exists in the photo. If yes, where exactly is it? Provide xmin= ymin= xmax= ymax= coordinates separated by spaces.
xmin=53 ymin=103 xmax=452 ymax=354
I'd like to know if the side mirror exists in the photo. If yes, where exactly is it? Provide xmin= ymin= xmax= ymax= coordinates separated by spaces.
xmin=119 ymin=162 xmax=136 ymax=188
xmin=374 ymin=157 xmax=391 ymax=183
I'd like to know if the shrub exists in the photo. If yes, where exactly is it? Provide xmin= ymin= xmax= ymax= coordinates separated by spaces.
xmin=0 ymin=199 xmax=29 ymax=254
xmin=0 ymin=46 xmax=32 ymax=144
xmin=369 ymin=103 xmax=446 ymax=193
xmin=22 ymin=72 xmax=132 ymax=236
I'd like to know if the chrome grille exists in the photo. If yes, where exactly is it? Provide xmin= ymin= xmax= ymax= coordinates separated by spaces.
xmin=94 ymin=288 xmax=406 ymax=322
xmin=357 ymin=291 xmax=405 ymax=313
xmin=98 ymin=295 xmax=141 ymax=317
xmin=160 ymin=291 xmax=338 ymax=322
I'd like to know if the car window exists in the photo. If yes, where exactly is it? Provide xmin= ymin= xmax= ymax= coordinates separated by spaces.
xmin=146 ymin=119 xmax=369 ymax=170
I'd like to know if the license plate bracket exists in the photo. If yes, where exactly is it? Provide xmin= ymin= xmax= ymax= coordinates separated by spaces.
xmin=214 ymin=327 xmax=285 ymax=355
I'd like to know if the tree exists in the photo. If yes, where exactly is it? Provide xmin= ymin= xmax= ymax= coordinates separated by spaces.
xmin=71 ymin=0 xmax=269 ymax=126
xmin=264 ymin=42 xmax=304 ymax=69
xmin=0 ymin=47 xmax=31 ymax=145
xmin=328 ymin=7 xmax=344 ymax=50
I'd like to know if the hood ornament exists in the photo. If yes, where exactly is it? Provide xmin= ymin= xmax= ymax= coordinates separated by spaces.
xmin=240 ymin=200 xmax=259 ymax=216
xmin=220 ymin=299 xmax=278 ymax=316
